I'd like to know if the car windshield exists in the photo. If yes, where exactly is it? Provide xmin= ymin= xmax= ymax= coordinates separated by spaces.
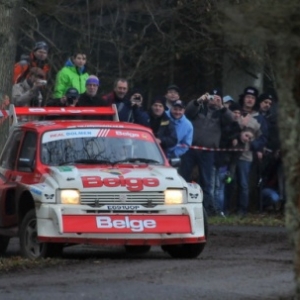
xmin=40 ymin=128 xmax=165 ymax=166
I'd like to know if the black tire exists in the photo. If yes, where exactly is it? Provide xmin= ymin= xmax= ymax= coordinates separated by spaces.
xmin=166 ymin=209 xmax=208 ymax=259
xmin=20 ymin=209 xmax=63 ymax=259
xmin=0 ymin=235 xmax=10 ymax=255
xmin=124 ymin=245 xmax=151 ymax=254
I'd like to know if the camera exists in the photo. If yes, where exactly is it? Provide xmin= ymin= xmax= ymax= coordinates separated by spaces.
xmin=133 ymin=96 xmax=141 ymax=102
xmin=37 ymin=80 xmax=47 ymax=85
xmin=67 ymin=96 xmax=76 ymax=105
xmin=207 ymin=95 xmax=214 ymax=101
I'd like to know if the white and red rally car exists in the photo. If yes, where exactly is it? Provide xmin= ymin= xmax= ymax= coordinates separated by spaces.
xmin=0 ymin=105 xmax=207 ymax=259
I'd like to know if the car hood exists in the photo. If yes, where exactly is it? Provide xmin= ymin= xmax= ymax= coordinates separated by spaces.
xmin=45 ymin=165 xmax=186 ymax=192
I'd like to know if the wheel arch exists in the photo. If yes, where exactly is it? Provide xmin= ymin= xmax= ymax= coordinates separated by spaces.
xmin=18 ymin=190 xmax=35 ymax=224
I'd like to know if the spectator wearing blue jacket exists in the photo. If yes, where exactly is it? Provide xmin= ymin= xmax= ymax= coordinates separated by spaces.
xmin=166 ymin=100 xmax=193 ymax=158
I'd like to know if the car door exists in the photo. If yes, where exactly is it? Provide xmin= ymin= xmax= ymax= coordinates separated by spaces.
xmin=0 ymin=130 xmax=23 ymax=227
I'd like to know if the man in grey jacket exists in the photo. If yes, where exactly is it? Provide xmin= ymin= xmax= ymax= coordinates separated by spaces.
xmin=180 ymin=89 xmax=233 ymax=216
xmin=12 ymin=67 xmax=46 ymax=107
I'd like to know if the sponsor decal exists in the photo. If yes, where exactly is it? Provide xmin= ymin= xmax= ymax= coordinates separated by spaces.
xmin=81 ymin=176 xmax=159 ymax=191
xmin=115 ymin=131 xmax=139 ymax=138
xmin=30 ymin=187 xmax=42 ymax=196
xmin=99 ymin=168 xmax=131 ymax=176
xmin=44 ymin=194 xmax=54 ymax=200
xmin=62 ymin=215 xmax=192 ymax=233
xmin=96 ymin=216 xmax=156 ymax=232
xmin=57 ymin=166 xmax=73 ymax=172
xmin=189 ymin=193 xmax=199 ymax=199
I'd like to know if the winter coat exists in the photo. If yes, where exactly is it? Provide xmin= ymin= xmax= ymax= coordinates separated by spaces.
xmin=133 ymin=109 xmax=177 ymax=152
xmin=185 ymin=100 xmax=233 ymax=148
xmin=13 ymin=52 xmax=50 ymax=84
xmin=53 ymin=58 xmax=89 ymax=99
xmin=165 ymin=110 xmax=193 ymax=158
xmin=12 ymin=79 xmax=43 ymax=107
xmin=78 ymin=92 xmax=109 ymax=107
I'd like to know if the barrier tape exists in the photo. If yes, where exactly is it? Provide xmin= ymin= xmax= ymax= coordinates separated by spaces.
xmin=180 ymin=144 xmax=245 ymax=152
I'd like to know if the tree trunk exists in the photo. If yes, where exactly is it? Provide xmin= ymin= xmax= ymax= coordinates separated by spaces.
xmin=276 ymin=47 xmax=300 ymax=299
xmin=0 ymin=0 xmax=22 ymax=149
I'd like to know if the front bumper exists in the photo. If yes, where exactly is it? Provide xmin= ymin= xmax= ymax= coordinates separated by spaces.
xmin=36 ymin=204 xmax=206 ymax=246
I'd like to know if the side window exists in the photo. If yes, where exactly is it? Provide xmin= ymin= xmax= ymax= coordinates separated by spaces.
xmin=17 ymin=131 xmax=38 ymax=172
xmin=0 ymin=131 xmax=23 ymax=170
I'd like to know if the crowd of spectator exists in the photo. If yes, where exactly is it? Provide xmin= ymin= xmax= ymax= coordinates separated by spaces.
xmin=10 ymin=41 xmax=285 ymax=217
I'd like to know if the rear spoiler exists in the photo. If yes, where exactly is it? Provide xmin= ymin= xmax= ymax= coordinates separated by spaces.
xmin=0 ymin=104 xmax=119 ymax=126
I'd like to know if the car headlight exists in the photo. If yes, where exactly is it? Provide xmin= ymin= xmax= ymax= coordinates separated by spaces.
xmin=164 ymin=189 xmax=186 ymax=204
xmin=60 ymin=190 xmax=80 ymax=204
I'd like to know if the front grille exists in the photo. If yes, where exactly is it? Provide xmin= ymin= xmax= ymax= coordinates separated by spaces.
xmin=80 ymin=191 xmax=165 ymax=207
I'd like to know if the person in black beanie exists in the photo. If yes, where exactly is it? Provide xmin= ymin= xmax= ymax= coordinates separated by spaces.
xmin=133 ymin=96 xmax=177 ymax=154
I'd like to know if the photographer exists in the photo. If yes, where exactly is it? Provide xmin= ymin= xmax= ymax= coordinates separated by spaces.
xmin=12 ymin=67 xmax=46 ymax=107
xmin=46 ymin=87 xmax=79 ymax=107
xmin=179 ymin=89 xmax=233 ymax=216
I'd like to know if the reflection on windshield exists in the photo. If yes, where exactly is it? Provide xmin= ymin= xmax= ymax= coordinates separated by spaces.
xmin=41 ymin=135 xmax=164 ymax=166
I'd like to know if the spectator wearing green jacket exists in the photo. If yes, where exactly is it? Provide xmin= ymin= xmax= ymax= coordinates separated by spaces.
xmin=53 ymin=51 xmax=89 ymax=99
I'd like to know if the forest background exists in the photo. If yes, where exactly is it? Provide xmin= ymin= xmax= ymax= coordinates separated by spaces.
xmin=12 ymin=0 xmax=274 ymax=104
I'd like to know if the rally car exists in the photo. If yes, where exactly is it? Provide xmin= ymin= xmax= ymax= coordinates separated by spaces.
xmin=0 ymin=105 xmax=207 ymax=259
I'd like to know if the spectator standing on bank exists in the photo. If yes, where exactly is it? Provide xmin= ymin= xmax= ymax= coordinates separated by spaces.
xmin=134 ymin=96 xmax=177 ymax=154
xmin=223 ymin=95 xmax=235 ymax=108
xmin=102 ymin=78 xmax=135 ymax=121
xmin=180 ymin=89 xmax=233 ymax=216
xmin=165 ymin=100 xmax=193 ymax=158
xmin=12 ymin=67 xmax=46 ymax=107
xmin=46 ymin=87 xmax=79 ymax=107
xmin=77 ymin=75 xmax=107 ymax=107
xmin=165 ymin=84 xmax=180 ymax=110
xmin=53 ymin=51 xmax=89 ymax=99
xmin=235 ymin=86 xmax=268 ymax=216
xmin=13 ymin=41 xmax=50 ymax=84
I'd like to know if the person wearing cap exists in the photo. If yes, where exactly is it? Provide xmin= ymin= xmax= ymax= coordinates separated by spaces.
xmin=165 ymin=100 xmax=193 ymax=158
xmin=53 ymin=50 xmax=89 ymax=99
xmin=134 ymin=96 xmax=177 ymax=154
xmin=234 ymin=86 xmax=268 ymax=216
xmin=77 ymin=75 xmax=107 ymax=107
xmin=13 ymin=41 xmax=50 ymax=84
xmin=180 ymin=88 xmax=233 ymax=216
xmin=258 ymin=92 xmax=279 ymax=152
xmin=223 ymin=95 xmax=235 ymax=108
xmin=12 ymin=67 xmax=46 ymax=107
xmin=165 ymin=84 xmax=180 ymax=110
xmin=46 ymin=87 xmax=80 ymax=107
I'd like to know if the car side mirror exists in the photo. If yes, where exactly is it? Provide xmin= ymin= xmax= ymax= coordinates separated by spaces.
xmin=169 ymin=157 xmax=181 ymax=168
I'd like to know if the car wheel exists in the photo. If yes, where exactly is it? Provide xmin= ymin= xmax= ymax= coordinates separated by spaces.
xmin=166 ymin=209 xmax=208 ymax=259
xmin=20 ymin=209 xmax=63 ymax=259
xmin=0 ymin=235 xmax=10 ymax=255
xmin=124 ymin=245 xmax=151 ymax=254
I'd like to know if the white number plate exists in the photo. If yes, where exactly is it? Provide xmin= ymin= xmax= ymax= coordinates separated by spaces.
xmin=102 ymin=205 xmax=142 ymax=210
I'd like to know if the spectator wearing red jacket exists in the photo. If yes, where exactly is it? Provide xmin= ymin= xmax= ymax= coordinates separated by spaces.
xmin=13 ymin=41 xmax=50 ymax=84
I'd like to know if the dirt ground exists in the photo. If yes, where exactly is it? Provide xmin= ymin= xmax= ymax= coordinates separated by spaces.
xmin=0 ymin=225 xmax=295 ymax=300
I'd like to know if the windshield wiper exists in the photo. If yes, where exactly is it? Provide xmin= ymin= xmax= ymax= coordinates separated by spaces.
xmin=112 ymin=158 xmax=160 ymax=165
xmin=59 ymin=159 xmax=113 ymax=166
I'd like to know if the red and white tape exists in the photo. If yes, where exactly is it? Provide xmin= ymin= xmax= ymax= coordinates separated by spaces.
xmin=180 ymin=144 xmax=245 ymax=152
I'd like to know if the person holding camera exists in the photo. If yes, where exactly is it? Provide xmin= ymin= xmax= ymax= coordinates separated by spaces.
xmin=12 ymin=67 xmax=47 ymax=107
xmin=46 ymin=87 xmax=79 ymax=107
xmin=179 ymin=88 xmax=233 ymax=216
